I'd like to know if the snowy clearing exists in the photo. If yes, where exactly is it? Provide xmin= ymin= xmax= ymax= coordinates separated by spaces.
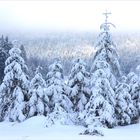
xmin=0 ymin=116 xmax=139 ymax=140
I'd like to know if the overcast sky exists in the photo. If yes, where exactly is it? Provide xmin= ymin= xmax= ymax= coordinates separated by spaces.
xmin=0 ymin=0 xmax=140 ymax=33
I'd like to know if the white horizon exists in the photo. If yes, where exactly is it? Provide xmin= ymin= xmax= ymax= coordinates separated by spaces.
xmin=0 ymin=1 xmax=140 ymax=32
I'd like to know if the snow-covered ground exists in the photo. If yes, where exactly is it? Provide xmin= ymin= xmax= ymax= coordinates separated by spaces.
xmin=0 ymin=116 xmax=139 ymax=140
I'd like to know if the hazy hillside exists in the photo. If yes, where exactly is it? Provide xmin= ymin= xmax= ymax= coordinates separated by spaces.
xmin=6 ymin=31 xmax=140 ymax=75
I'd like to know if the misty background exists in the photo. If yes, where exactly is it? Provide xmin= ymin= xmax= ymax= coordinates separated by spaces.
xmin=0 ymin=0 xmax=140 ymax=76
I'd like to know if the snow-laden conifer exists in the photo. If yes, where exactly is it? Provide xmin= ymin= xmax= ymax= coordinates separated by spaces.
xmin=115 ymin=76 xmax=139 ymax=125
xmin=91 ymin=11 xmax=121 ymax=78
xmin=127 ymin=71 xmax=140 ymax=114
xmin=82 ymin=69 xmax=116 ymax=128
xmin=0 ymin=36 xmax=12 ymax=83
xmin=28 ymin=66 xmax=49 ymax=117
xmin=46 ymin=60 xmax=73 ymax=125
xmin=68 ymin=58 xmax=90 ymax=112
xmin=0 ymin=46 xmax=29 ymax=122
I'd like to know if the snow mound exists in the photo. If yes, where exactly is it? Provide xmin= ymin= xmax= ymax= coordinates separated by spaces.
xmin=17 ymin=115 xmax=47 ymax=128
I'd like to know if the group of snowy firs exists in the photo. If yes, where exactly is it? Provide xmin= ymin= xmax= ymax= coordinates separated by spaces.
xmin=0 ymin=20 xmax=140 ymax=130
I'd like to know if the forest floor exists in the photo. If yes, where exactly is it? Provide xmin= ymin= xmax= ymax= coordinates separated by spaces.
xmin=0 ymin=116 xmax=139 ymax=140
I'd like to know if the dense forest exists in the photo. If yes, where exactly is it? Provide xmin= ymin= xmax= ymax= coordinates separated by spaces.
xmin=0 ymin=14 xmax=140 ymax=135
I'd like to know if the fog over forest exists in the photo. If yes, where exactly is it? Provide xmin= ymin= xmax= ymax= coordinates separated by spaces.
xmin=3 ymin=31 xmax=140 ymax=77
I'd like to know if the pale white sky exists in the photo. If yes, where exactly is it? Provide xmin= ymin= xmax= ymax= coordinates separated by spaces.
xmin=0 ymin=0 xmax=140 ymax=32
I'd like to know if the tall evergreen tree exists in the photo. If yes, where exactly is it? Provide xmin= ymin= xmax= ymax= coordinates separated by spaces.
xmin=28 ymin=66 xmax=49 ymax=117
xmin=68 ymin=58 xmax=90 ymax=112
xmin=115 ymin=76 xmax=139 ymax=126
xmin=127 ymin=71 xmax=140 ymax=114
xmin=0 ymin=36 xmax=12 ymax=83
xmin=0 ymin=46 xmax=29 ymax=122
xmin=81 ymin=12 xmax=120 ymax=129
xmin=46 ymin=60 xmax=73 ymax=125
xmin=91 ymin=11 xmax=121 ymax=78
xmin=82 ymin=69 xmax=116 ymax=128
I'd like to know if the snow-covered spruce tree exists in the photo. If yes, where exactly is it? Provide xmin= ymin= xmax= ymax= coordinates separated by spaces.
xmin=0 ymin=36 xmax=12 ymax=83
xmin=127 ymin=71 xmax=140 ymax=114
xmin=82 ymin=69 xmax=116 ymax=128
xmin=46 ymin=60 xmax=73 ymax=126
xmin=28 ymin=66 xmax=49 ymax=118
xmin=0 ymin=46 xmax=29 ymax=122
xmin=115 ymin=76 xmax=139 ymax=126
xmin=68 ymin=58 xmax=90 ymax=113
xmin=91 ymin=11 xmax=121 ymax=78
